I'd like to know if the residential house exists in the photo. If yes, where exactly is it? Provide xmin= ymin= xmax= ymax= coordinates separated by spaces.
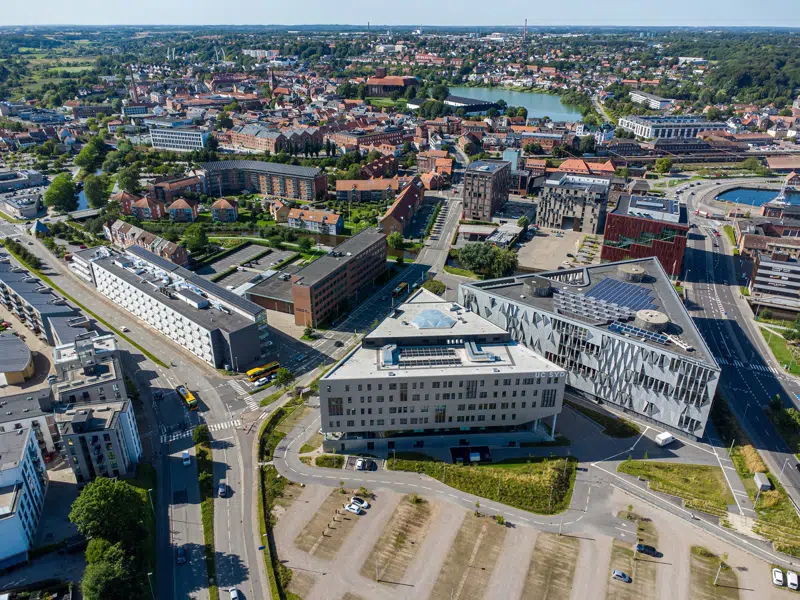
xmin=379 ymin=177 xmax=424 ymax=236
xmin=167 ymin=198 xmax=198 ymax=222
xmin=103 ymin=220 xmax=189 ymax=266
xmin=269 ymin=199 xmax=290 ymax=222
xmin=211 ymin=197 xmax=239 ymax=222
xmin=131 ymin=196 xmax=166 ymax=221
xmin=287 ymin=208 xmax=343 ymax=235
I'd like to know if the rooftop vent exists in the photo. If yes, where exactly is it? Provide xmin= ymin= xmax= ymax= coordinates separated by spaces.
xmin=618 ymin=263 xmax=646 ymax=283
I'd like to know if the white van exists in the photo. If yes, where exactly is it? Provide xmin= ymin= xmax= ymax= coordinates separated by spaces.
xmin=182 ymin=450 xmax=191 ymax=466
xmin=655 ymin=432 xmax=675 ymax=447
xmin=788 ymin=570 xmax=798 ymax=590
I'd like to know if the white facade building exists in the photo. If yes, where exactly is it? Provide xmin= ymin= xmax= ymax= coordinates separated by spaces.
xmin=86 ymin=246 xmax=269 ymax=370
xmin=150 ymin=127 xmax=209 ymax=152
xmin=617 ymin=116 xmax=728 ymax=139
xmin=320 ymin=290 xmax=566 ymax=453
xmin=0 ymin=428 xmax=47 ymax=568
xmin=629 ymin=91 xmax=672 ymax=111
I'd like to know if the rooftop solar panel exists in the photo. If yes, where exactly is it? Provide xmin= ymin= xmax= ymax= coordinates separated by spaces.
xmin=586 ymin=278 xmax=657 ymax=311
xmin=608 ymin=322 xmax=669 ymax=345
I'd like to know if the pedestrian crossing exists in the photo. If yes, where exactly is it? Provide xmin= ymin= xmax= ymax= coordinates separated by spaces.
xmin=228 ymin=379 xmax=263 ymax=412
xmin=716 ymin=356 xmax=780 ymax=374
xmin=243 ymin=396 xmax=261 ymax=412
xmin=159 ymin=419 xmax=241 ymax=443
xmin=228 ymin=380 xmax=249 ymax=396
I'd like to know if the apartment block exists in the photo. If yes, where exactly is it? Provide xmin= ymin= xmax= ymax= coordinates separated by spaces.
xmin=86 ymin=246 xmax=269 ymax=370
xmin=0 ymin=428 xmax=48 ymax=568
xmin=320 ymin=290 xmax=566 ymax=453
xmin=462 ymin=160 xmax=511 ymax=221
xmin=287 ymin=208 xmax=343 ymax=235
xmin=200 ymin=160 xmax=327 ymax=201
xmin=460 ymin=259 xmax=720 ymax=439
xmin=150 ymin=127 xmax=210 ymax=152
xmin=538 ymin=172 xmax=611 ymax=234
xmin=103 ymin=220 xmax=189 ymax=266
xmin=617 ymin=116 xmax=727 ymax=139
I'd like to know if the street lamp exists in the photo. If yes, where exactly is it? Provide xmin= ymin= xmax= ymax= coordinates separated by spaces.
xmin=146 ymin=572 xmax=155 ymax=600
xmin=147 ymin=488 xmax=155 ymax=515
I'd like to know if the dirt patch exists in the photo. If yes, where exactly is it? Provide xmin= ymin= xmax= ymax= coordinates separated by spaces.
xmin=606 ymin=539 xmax=657 ymax=600
xmin=617 ymin=510 xmax=659 ymax=549
xmin=689 ymin=546 xmax=739 ymax=600
xmin=294 ymin=488 xmax=362 ymax=560
xmin=429 ymin=513 xmax=506 ymax=600
xmin=359 ymin=495 xmax=435 ymax=584
xmin=341 ymin=594 xmax=367 ymax=600
xmin=287 ymin=570 xmax=316 ymax=598
xmin=519 ymin=532 xmax=579 ymax=600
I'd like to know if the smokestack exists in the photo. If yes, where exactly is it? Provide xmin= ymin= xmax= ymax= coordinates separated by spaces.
xmin=523 ymin=19 xmax=527 ymax=43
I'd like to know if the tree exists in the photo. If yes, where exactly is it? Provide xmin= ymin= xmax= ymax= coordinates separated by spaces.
xmin=489 ymin=248 xmax=518 ymax=278
xmin=387 ymin=231 xmax=405 ymax=250
xmin=298 ymin=237 xmax=313 ymax=252
xmin=274 ymin=367 xmax=295 ymax=389
xmin=706 ymin=107 xmax=722 ymax=122
xmin=457 ymin=243 xmax=495 ymax=275
xmin=43 ymin=172 xmax=77 ymax=212
xmin=117 ymin=165 xmax=140 ymax=194
xmin=192 ymin=424 xmax=210 ymax=444
xmin=83 ymin=174 xmax=109 ymax=209
xmin=82 ymin=555 xmax=140 ymax=600
xmin=579 ymin=135 xmax=596 ymax=155
xmin=517 ymin=216 xmax=529 ymax=230
xmin=74 ymin=142 xmax=101 ymax=170
xmin=431 ymin=84 xmax=450 ymax=101
xmin=303 ymin=326 xmax=315 ymax=339
xmin=422 ymin=279 xmax=446 ymax=296
xmin=216 ymin=111 xmax=233 ymax=130
xmin=655 ymin=157 xmax=674 ymax=174
xmin=183 ymin=223 xmax=209 ymax=253
xmin=69 ymin=478 xmax=146 ymax=549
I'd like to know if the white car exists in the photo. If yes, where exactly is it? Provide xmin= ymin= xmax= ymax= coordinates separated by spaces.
xmin=344 ymin=503 xmax=362 ymax=515
xmin=121 ymin=326 xmax=130 ymax=332
xmin=229 ymin=589 xmax=240 ymax=600
xmin=773 ymin=567 xmax=785 ymax=586
xmin=355 ymin=458 xmax=366 ymax=471
xmin=350 ymin=496 xmax=370 ymax=509
xmin=254 ymin=376 xmax=270 ymax=387
xmin=788 ymin=570 xmax=799 ymax=590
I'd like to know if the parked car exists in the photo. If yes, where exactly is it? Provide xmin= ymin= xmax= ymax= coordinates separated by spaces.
xmin=182 ymin=450 xmax=191 ymax=466
xmin=612 ymin=570 xmax=631 ymax=583
xmin=176 ymin=546 xmax=187 ymax=565
xmin=334 ymin=340 xmax=344 ymax=347
xmin=789 ymin=570 xmax=799 ymax=590
xmin=350 ymin=497 xmax=370 ymax=509
xmin=635 ymin=543 xmax=658 ymax=557
xmin=344 ymin=503 xmax=362 ymax=515
xmin=229 ymin=589 xmax=240 ymax=600
xmin=121 ymin=326 xmax=130 ymax=332
xmin=218 ymin=482 xmax=227 ymax=497
xmin=773 ymin=568 xmax=785 ymax=586
xmin=79 ymin=244 xmax=87 ymax=249
xmin=355 ymin=458 xmax=366 ymax=471
xmin=254 ymin=376 xmax=270 ymax=387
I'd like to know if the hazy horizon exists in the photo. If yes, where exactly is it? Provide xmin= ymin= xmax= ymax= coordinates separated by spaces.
xmin=2 ymin=0 xmax=800 ymax=28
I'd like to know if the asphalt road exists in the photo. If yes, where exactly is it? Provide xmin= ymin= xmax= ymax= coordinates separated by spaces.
xmin=682 ymin=182 xmax=800 ymax=513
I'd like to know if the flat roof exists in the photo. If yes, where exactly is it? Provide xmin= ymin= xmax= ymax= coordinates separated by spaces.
xmin=0 ymin=334 xmax=31 ymax=373
xmin=614 ymin=195 xmax=688 ymax=225
xmin=0 ymin=429 xmax=28 ymax=473
xmin=291 ymin=228 xmax=385 ymax=288
xmin=199 ymin=159 xmax=322 ymax=179
xmin=56 ymin=401 xmax=127 ymax=435
xmin=92 ymin=255 xmax=256 ymax=333
xmin=463 ymin=258 xmax=715 ymax=364
xmin=467 ymin=160 xmax=509 ymax=173
xmin=0 ymin=263 xmax=78 ymax=319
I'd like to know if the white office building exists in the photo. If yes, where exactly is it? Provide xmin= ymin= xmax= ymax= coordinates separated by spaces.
xmin=84 ymin=246 xmax=269 ymax=370
xmin=150 ymin=127 xmax=210 ymax=152
xmin=320 ymin=290 xmax=566 ymax=453
xmin=629 ymin=91 xmax=672 ymax=111
xmin=617 ymin=116 xmax=728 ymax=139
xmin=460 ymin=258 xmax=720 ymax=439
xmin=0 ymin=428 xmax=47 ymax=568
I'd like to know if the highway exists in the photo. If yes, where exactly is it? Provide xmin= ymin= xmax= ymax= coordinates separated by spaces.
xmin=682 ymin=181 xmax=800 ymax=513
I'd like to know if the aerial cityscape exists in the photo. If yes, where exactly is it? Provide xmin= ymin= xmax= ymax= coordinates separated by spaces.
xmin=1 ymin=15 xmax=800 ymax=600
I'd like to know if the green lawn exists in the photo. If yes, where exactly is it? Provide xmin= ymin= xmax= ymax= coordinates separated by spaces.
xmin=565 ymin=401 xmax=640 ymax=438
xmin=196 ymin=442 xmax=219 ymax=600
xmin=388 ymin=453 xmax=577 ymax=514
xmin=760 ymin=329 xmax=800 ymax=376
xmin=129 ymin=464 xmax=157 ymax=593
xmin=443 ymin=264 xmax=479 ymax=279
xmin=617 ymin=460 xmax=733 ymax=516
xmin=366 ymin=96 xmax=408 ymax=109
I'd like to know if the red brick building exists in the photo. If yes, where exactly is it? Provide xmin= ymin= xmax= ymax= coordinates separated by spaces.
xmin=600 ymin=195 xmax=689 ymax=276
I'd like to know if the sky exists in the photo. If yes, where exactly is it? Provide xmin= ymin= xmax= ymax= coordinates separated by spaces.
xmin=2 ymin=0 xmax=800 ymax=28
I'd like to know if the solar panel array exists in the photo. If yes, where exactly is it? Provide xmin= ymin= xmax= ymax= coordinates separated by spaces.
xmin=586 ymin=278 xmax=657 ymax=311
xmin=554 ymin=291 xmax=635 ymax=323
xmin=608 ymin=322 xmax=670 ymax=345
xmin=398 ymin=346 xmax=462 ymax=368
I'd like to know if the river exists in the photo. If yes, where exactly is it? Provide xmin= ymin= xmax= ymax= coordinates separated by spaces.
xmin=716 ymin=187 xmax=800 ymax=207
xmin=448 ymin=86 xmax=583 ymax=122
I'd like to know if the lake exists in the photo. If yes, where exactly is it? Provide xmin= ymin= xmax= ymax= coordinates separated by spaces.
xmin=716 ymin=187 xmax=800 ymax=207
xmin=448 ymin=86 xmax=583 ymax=122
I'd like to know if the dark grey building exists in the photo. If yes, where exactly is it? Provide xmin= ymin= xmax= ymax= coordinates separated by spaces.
xmin=462 ymin=160 xmax=511 ymax=221
xmin=538 ymin=172 xmax=612 ymax=233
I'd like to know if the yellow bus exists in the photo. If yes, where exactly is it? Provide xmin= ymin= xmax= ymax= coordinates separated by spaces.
xmin=392 ymin=282 xmax=409 ymax=299
xmin=247 ymin=361 xmax=280 ymax=382
xmin=176 ymin=385 xmax=198 ymax=410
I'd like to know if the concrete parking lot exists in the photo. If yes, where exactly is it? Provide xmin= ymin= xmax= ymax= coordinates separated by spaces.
xmin=194 ymin=243 xmax=269 ymax=278
xmin=516 ymin=229 xmax=588 ymax=272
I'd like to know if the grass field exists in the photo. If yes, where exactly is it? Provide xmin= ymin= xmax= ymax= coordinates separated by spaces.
xmin=618 ymin=460 xmax=734 ymax=516
xmin=520 ymin=532 xmax=579 ymax=600
xmin=360 ymin=495 xmax=434 ymax=584
xmin=275 ymin=405 xmax=312 ymax=434
xmin=690 ymin=546 xmax=739 ymax=600
xmin=429 ymin=514 xmax=506 ymax=600
xmin=761 ymin=329 xmax=800 ymax=376
xmin=299 ymin=432 xmax=323 ymax=454
xmin=388 ymin=454 xmax=577 ymax=515
xmin=607 ymin=539 xmax=657 ymax=600
xmin=294 ymin=489 xmax=361 ymax=560
xmin=129 ymin=464 xmax=157 ymax=593
xmin=566 ymin=401 xmax=640 ymax=438
xmin=314 ymin=454 xmax=344 ymax=469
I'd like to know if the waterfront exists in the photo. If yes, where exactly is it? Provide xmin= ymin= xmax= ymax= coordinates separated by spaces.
xmin=448 ymin=85 xmax=583 ymax=122
xmin=716 ymin=187 xmax=800 ymax=207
